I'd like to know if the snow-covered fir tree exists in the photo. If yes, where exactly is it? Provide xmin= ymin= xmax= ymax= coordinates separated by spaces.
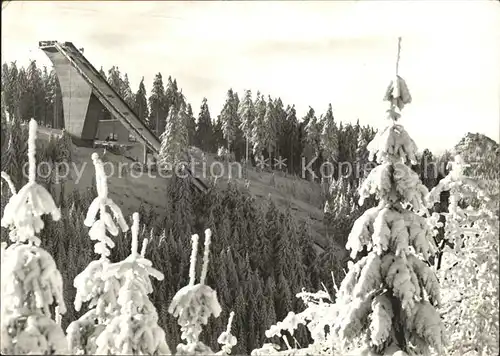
xmin=252 ymin=288 xmax=340 ymax=355
xmin=334 ymin=38 xmax=444 ymax=356
xmin=1 ymin=119 xmax=67 ymax=355
xmin=159 ymin=100 xmax=189 ymax=170
xmin=66 ymin=152 xmax=129 ymax=355
xmin=168 ymin=229 xmax=237 ymax=355
xmin=95 ymin=212 xmax=170 ymax=355
xmin=428 ymin=155 xmax=499 ymax=356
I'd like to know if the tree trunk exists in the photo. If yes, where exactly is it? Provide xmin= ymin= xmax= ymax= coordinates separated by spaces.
xmin=245 ymin=135 xmax=249 ymax=164
xmin=389 ymin=291 xmax=407 ymax=353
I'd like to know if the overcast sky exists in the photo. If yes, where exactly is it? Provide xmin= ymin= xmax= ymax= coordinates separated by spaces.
xmin=2 ymin=0 xmax=499 ymax=152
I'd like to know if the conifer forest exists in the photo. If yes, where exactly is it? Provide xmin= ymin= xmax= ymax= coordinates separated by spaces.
xmin=1 ymin=13 xmax=499 ymax=356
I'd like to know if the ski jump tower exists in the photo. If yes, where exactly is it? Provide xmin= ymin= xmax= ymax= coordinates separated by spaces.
xmin=39 ymin=41 xmax=207 ymax=193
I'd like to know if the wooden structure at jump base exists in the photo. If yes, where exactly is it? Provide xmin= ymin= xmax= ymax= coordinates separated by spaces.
xmin=39 ymin=41 xmax=207 ymax=193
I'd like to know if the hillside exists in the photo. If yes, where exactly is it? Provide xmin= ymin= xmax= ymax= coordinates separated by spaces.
xmin=454 ymin=132 xmax=500 ymax=204
xmin=454 ymin=132 xmax=499 ymax=159
xmin=57 ymin=141 xmax=337 ymax=256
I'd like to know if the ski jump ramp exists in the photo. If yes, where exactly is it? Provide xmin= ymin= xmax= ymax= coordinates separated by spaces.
xmin=39 ymin=41 xmax=207 ymax=193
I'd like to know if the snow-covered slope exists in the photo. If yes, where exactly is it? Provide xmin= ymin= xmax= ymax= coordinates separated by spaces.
xmin=52 ymin=141 xmax=334 ymax=254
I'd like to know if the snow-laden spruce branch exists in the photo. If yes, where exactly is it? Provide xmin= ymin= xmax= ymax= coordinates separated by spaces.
xmin=0 ymin=119 xmax=68 ymax=355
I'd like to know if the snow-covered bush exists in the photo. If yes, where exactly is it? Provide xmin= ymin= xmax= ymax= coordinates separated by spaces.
xmin=217 ymin=311 xmax=238 ymax=355
xmin=169 ymin=229 xmax=237 ymax=355
xmin=66 ymin=152 xmax=129 ymax=355
xmin=95 ymin=212 xmax=170 ymax=355
xmin=332 ymin=73 xmax=445 ymax=356
xmin=252 ymin=287 xmax=339 ymax=356
xmin=0 ymin=119 xmax=68 ymax=355
xmin=429 ymin=155 xmax=499 ymax=356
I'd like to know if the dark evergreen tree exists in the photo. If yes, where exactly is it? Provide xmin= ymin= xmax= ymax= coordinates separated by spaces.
xmin=263 ymin=96 xmax=277 ymax=161
xmin=185 ymin=103 xmax=196 ymax=147
xmin=238 ymin=89 xmax=255 ymax=164
xmin=26 ymin=60 xmax=45 ymax=123
xmin=167 ymin=166 xmax=194 ymax=247
xmin=164 ymin=76 xmax=179 ymax=119
xmin=251 ymin=92 xmax=267 ymax=160
xmin=298 ymin=219 xmax=320 ymax=290
xmin=98 ymin=66 xmax=107 ymax=80
xmin=133 ymin=77 xmax=149 ymax=124
xmin=275 ymin=271 xmax=293 ymax=319
xmin=148 ymin=73 xmax=167 ymax=134
xmin=284 ymin=104 xmax=300 ymax=174
xmin=320 ymin=103 xmax=339 ymax=164
xmin=195 ymin=97 xmax=214 ymax=152
xmin=2 ymin=62 xmax=18 ymax=119
xmin=220 ymin=88 xmax=239 ymax=152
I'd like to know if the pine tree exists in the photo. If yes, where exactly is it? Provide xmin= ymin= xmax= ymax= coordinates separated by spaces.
xmin=298 ymin=219 xmax=320 ymax=290
xmin=165 ymin=76 xmax=179 ymax=118
xmin=185 ymin=103 xmax=197 ymax=146
xmin=167 ymin=164 xmax=194 ymax=245
xmin=41 ymin=66 xmax=53 ymax=127
xmin=26 ymin=60 xmax=45 ymax=124
xmin=2 ymin=62 xmax=18 ymax=119
xmin=233 ymin=288 xmax=248 ymax=354
xmin=303 ymin=107 xmax=322 ymax=159
xmin=263 ymin=198 xmax=280 ymax=277
xmin=107 ymin=66 xmax=123 ymax=96
xmin=321 ymin=103 xmax=339 ymax=164
xmin=284 ymin=104 xmax=300 ymax=174
xmin=148 ymin=73 xmax=166 ymax=134
xmin=224 ymin=247 xmax=240 ymax=304
xmin=47 ymin=68 xmax=64 ymax=128
xmin=238 ymin=89 xmax=255 ymax=164
xmin=133 ymin=77 xmax=149 ymax=124
xmin=263 ymin=96 xmax=277 ymax=161
xmin=16 ymin=66 xmax=32 ymax=121
xmin=158 ymin=101 xmax=188 ymax=169
xmin=275 ymin=271 xmax=293 ymax=320
xmin=121 ymin=73 xmax=135 ymax=108
xmin=98 ymin=66 xmax=107 ymax=80
xmin=195 ymin=97 xmax=214 ymax=152
xmin=1 ymin=115 xmax=28 ymax=186
xmin=264 ymin=277 xmax=278 ymax=329
xmin=220 ymin=88 xmax=239 ymax=152
xmin=251 ymin=93 xmax=267 ymax=160
xmin=1 ymin=91 xmax=7 ymax=126
xmin=334 ymin=39 xmax=443 ymax=355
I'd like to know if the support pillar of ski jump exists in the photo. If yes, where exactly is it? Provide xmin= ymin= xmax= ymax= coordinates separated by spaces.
xmin=39 ymin=40 xmax=208 ymax=193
